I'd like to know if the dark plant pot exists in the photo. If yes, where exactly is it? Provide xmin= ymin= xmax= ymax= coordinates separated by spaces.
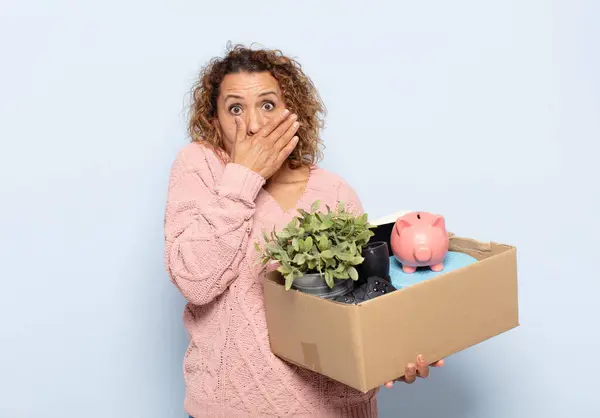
xmin=291 ymin=272 xmax=354 ymax=299
xmin=356 ymin=241 xmax=390 ymax=286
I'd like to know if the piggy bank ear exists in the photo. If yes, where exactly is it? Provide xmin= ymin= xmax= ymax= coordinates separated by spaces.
xmin=394 ymin=219 xmax=411 ymax=235
xmin=431 ymin=215 xmax=445 ymax=229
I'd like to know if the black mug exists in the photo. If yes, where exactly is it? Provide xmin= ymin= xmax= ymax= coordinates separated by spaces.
xmin=356 ymin=241 xmax=390 ymax=286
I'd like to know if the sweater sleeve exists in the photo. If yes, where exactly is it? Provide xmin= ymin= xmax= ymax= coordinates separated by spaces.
xmin=164 ymin=145 xmax=265 ymax=306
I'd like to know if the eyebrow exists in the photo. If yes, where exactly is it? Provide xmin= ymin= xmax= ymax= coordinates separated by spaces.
xmin=224 ymin=91 xmax=278 ymax=101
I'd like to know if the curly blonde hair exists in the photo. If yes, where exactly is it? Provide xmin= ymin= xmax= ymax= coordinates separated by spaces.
xmin=188 ymin=43 xmax=326 ymax=168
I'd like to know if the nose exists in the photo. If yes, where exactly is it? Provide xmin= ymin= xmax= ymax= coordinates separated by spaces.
xmin=414 ymin=247 xmax=432 ymax=262
xmin=246 ymin=108 xmax=264 ymax=136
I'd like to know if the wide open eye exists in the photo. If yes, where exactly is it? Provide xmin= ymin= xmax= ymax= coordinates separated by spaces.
xmin=262 ymin=101 xmax=275 ymax=111
xmin=229 ymin=105 xmax=242 ymax=115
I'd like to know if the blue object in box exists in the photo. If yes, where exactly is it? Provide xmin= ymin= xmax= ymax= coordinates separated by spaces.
xmin=389 ymin=251 xmax=478 ymax=289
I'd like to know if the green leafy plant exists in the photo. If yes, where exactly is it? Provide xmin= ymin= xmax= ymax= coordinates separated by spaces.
xmin=256 ymin=200 xmax=375 ymax=290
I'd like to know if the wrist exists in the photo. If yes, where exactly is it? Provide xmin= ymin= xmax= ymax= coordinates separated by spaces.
xmin=217 ymin=163 xmax=266 ymax=203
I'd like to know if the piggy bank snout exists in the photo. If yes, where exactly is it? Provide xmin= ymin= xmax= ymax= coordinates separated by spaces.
xmin=413 ymin=246 xmax=432 ymax=262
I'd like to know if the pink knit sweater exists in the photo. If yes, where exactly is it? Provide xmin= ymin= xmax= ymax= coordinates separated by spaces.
xmin=164 ymin=143 xmax=378 ymax=417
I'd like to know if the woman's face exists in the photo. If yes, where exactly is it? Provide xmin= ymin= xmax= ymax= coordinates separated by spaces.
xmin=215 ymin=71 xmax=286 ymax=154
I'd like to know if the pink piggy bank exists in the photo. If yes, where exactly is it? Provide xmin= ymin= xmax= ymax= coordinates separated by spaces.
xmin=390 ymin=212 xmax=449 ymax=274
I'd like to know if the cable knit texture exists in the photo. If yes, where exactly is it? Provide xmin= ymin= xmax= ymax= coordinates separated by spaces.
xmin=165 ymin=142 xmax=378 ymax=418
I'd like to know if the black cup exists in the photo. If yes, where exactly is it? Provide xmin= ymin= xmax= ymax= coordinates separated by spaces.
xmin=356 ymin=241 xmax=390 ymax=286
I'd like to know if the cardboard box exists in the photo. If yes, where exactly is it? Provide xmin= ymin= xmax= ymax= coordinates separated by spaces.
xmin=263 ymin=212 xmax=519 ymax=393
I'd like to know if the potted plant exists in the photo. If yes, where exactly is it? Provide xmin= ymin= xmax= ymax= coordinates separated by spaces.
xmin=256 ymin=200 xmax=375 ymax=299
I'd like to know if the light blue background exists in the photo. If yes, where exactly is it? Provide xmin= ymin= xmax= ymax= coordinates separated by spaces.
xmin=1 ymin=1 xmax=598 ymax=417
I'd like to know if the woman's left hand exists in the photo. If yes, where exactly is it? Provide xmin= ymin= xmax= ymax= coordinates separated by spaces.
xmin=384 ymin=355 xmax=445 ymax=387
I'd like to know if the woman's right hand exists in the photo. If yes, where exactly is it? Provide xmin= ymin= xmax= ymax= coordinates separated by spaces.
xmin=231 ymin=109 xmax=300 ymax=179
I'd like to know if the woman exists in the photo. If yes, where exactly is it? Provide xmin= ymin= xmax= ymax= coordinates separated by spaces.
xmin=164 ymin=44 xmax=444 ymax=418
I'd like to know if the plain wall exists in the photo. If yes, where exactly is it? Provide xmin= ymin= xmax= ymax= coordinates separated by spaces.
xmin=1 ymin=0 xmax=598 ymax=417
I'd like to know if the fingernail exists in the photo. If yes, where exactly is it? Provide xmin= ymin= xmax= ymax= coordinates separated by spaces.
xmin=282 ymin=109 xmax=289 ymax=115
xmin=408 ymin=364 xmax=416 ymax=372
xmin=293 ymin=122 xmax=299 ymax=128
xmin=417 ymin=355 xmax=424 ymax=363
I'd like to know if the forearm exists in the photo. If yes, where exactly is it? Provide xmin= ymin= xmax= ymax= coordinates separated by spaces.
xmin=164 ymin=153 xmax=265 ymax=305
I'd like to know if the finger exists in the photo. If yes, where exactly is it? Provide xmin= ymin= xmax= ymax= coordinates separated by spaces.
xmin=274 ymin=135 xmax=299 ymax=165
xmin=259 ymin=109 xmax=292 ymax=138
xmin=416 ymin=355 xmax=429 ymax=378
xmin=432 ymin=359 xmax=445 ymax=367
xmin=273 ymin=119 xmax=300 ymax=150
xmin=267 ymin=113 xmax=298 ymax=144
xmin=403 ymin=363 xmax=417 ymax=384
xmin=234 ymin=116 xmax=247 ymax=144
